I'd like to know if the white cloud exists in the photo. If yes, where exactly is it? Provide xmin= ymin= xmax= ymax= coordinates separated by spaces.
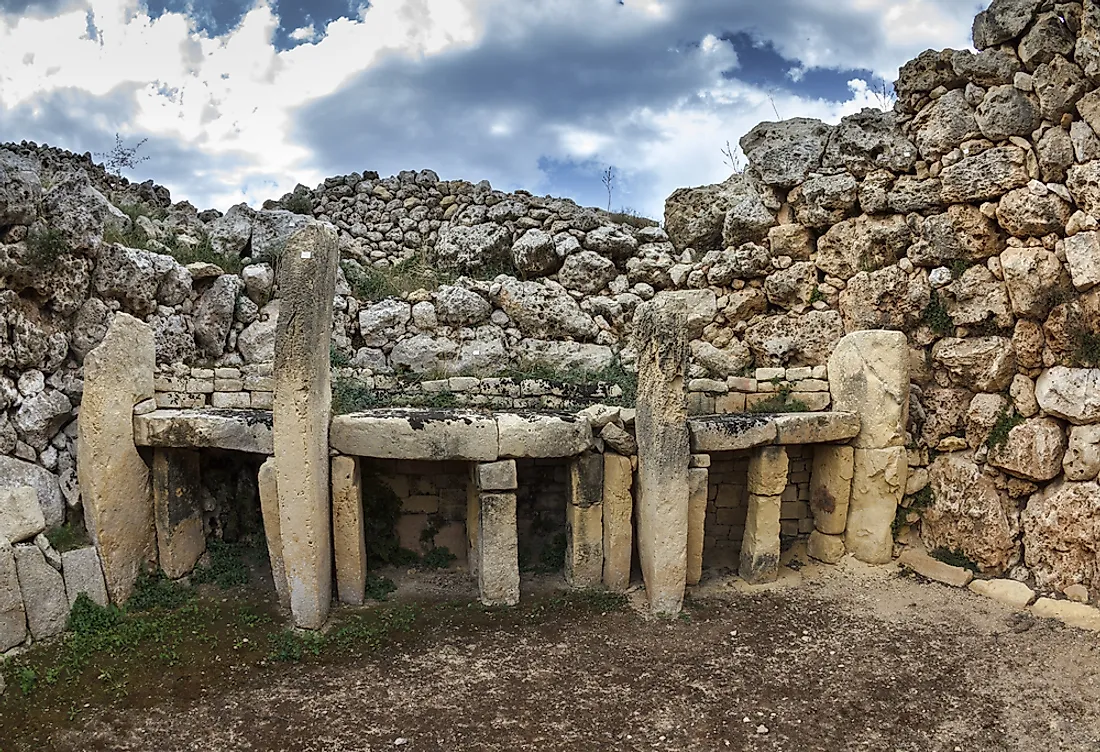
xmin=0 ymin=0 xmax=985 ymax=217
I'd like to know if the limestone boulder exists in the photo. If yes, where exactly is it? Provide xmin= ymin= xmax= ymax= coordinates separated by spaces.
xmin=330 ymin=409 xmax=498 ymax=461
xmin=389 ymin=333 xmax=458 ymax=375
xmin=912 ymin=89 xmax=980 ymax=159
xmin=241 ymin=263 xmax=275 ymax=304
xmin=152 ymin=313 xmax=196 ymax=365
xmin=1036 ymin=125 xmax=1075 ymax=182
xmin=41 ymin=171 xmax=114 ymax=250
xmin=0 ymin=538 xmax=26 ymax=651
xmin=0 ymin=455 xmax=63 ymax=528
xmin=0 ymin=486 xmax=45 ymax=544
xmin=822 ymin=108 xmax=918 ymax=177
xmin=762 ymin=262 xmax=816 ymax=310
xmin=740 ymin=118 xmax=832 ymax=188
xmin=497 ymin=413 xmax=592 ymax=458
xmin=810 ymin=445 xmax=854 ymax=535
xmin=790 ymin=173 xmax=858 ymax=229
xmin=722 ymin=184 xmax=777 ymax=247
xmin=1064 ymin=425 xmax=1100 ymax=481
xmin=434 ymin=285 xmax=491 ymax=326
xmin=744 ymin=310 xmax=844 ymax=368
xmin=1063 ymin=230 xmax=1100 ymax=291
xmin=839 ymin=266 xmax=930 ymax=332
xmin=845 ymin=447 xmax=906 ymax=565
xmin=828 ymin=330 xmax=909 ymax=449
xmin=14 ymin=544 xmax=67 ymax=640
xmin=208 ymin=203 xmax=255 ymax=257
xmin=966 ymin=392 xmax=1010 ymax=449
xmin=932 ymin=337 xmax=1016 ymax=392
xmin=939 ymin=146 xmax=1030 ymax=203
xmin=1067 ymin=161 xmax=1100 ymax=217
xmin=358 ymin=298 xmax=411 ymax=347
xmin=940 ymin=265 xmax=1014 ymax=329
xmin=815 ymin=214 xmax=912 ymax=280
xmin=923 ymin=452 xmax=1021 ymax=574
xmin=514 ymin=340 xmax=614 ymax=374
xmin=512 ymin=229 xmax=561 ymax=277
xmin=249 ymin=209 xmax=312 ymax=262
xmin=705 ymin=243 xmax=771 ymax=284
xmin=690 ymin=340 xmax=752 ymax=378
xmin=0 ymin=148 xmax=41 ymax=226
xmin=61 ymin=546 xmax=109 ymax=608
xmin=237 ymin=301 xmax=278 ymax=364
xmin=665 ymin=176 xmax=751 ymax=251
xmin=625 ymin=243 xmax=676 ymax=288
xmin=134 ymin=408 xmax=273 ymax=456
xmin=1022 ymin=480 xmax=1100 ymax=593
xmin=1033 ymin=56 xmax=1090 ymax=121
xmin=584 ymin=226 xmax=638 ymax=261
xmin=996 ymin=185 xmax=1071 ymax=237
xmin=452 ymin=328 xmax=509 ymax=375
xmin=70 ymin=297 xmax=111 ymax=360
xmin=491 ymin=278 xmax=598 ymax=340
xmin=988 ymin=417 xmax=1067 ymax=482
xmin=951 ymin=49 xmax=1022 ymax=87
xmin=909 ymin=205 xmax=1005 ymax=267
xmin=13 ymin=388 xmax=71 ymax=449
xmin=434 ymin=223 xmax=512 ymax=273
xmin=193 ymin=274 xmax=244 ymax=357
xmin=972 ymin=0 xmax=1043 ymax=49
xmin=92 ymin=243 xmax=159 ymax=315
xmin=558 ymin=250 xmax=619 ymax=294
xmin=1035 ymin=367 xmax=1100 ymax=424
xmin=896 ymin=49 xmax=965 ymax=100
xmin=1000 ymin=246 xmax=1072 ymax=319
xmin=887 ymin=176 xmax=943 ymax=214
xmin=975 ymin=86 xmax=1041 ymax=141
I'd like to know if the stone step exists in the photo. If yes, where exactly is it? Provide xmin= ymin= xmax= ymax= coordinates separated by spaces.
xmin=898 ymin=549 xmax=974 ymax=588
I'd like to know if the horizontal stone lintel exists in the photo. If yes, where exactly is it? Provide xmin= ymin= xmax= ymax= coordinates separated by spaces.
xmin=134 ymin=408 xmax=274 ymax=455
xmin=687 ymin=412 xmax=860 ymax=453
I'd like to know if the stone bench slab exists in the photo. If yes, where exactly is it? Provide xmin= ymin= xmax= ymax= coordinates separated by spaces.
xmin=133 ymin=409 xmax=274 ymax=455
xmin=331 ymin=409 xmax=499 ymax=461
xmin=688 ymin=412 xmax=860 ymax=453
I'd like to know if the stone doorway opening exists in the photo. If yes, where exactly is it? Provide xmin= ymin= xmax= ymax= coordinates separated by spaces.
xmin=515 ymin=458 xmax=570 ymax=576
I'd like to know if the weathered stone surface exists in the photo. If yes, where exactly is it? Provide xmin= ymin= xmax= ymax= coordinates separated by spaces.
xmin=514 ymin=340 xmax=613 ymax=375
xmin=1022 ymin=480 xmax=1100 ymax=593
xmin=585 ymin=225 xmax=638 ymax=260
xmin=14 ymin=543 xmax=67 ymax=639
xmin=476 ymin=460 xmax=518 ymax=492
xmin=0 ymin=485 xmax=45 ymax=544
xmin=1065 ymin=425 xmax=1100 ymax=482
xmin=61 ymin=546 xmax=108 ymax=609
xmin=633 ymin=299 xmax=689 ymax=614
xmin=435 ymin=223 xmax=511 ymax=273
xmin=740 ymin=493 xmax=781 ymax=583
xmin=600 ymin=422 xmax=638 ymax=456
xmin=790 ymin=173 xmax=858 ymax=229
xmin=686 ymin=467 xmax=707 ymax=587
xmin=910 ymin=204 xmax=1005 ymax=267
xmin=975 ymin=86 xmax=1041 ymax=141
xmin=512 ymin=229 xmax=561 ymax=277
xmin=913 ymin=89 xmax=980 ymax=159
xmin=839 ymin=266 xmax=930 ymax=332
xmin=497 ymin=413 xmax=591 ymax=458
xmin=41 ymin=171 xmax=113 ymax=249
xmin=1031 ymin=597 xmax=1100 ymax=631
xmin=828 ymin=330 xmax=908 ymax=449
xmin=771 ymin=413 xmax=859 ymax=445
xmin=845 ymin=447 xmax=906 ymax=565
xmin=1033 ymin=56 xmax=1090 ymax=121
xmin=972 ymin=0 xmax=1042 ymax=49
xmin=78 ymin=313 xmax=156 ymax=604
xmin=923 ymin=452 xmax=1020 ymax=574
xmin=744 ymin=310 xmax=845 ymax=368
xmin=491 ymin=278 xmax=597 ymax=340
xmin=565 ymin=453 xmax=603 ymax=588
xmin=1000 ymin=246 xmax=1072 ymax=319
xmin=810 ymin=445 xmax=854 ymax=536
xmin=688 ymin=414 xmax=777 ymax=453
xmin=478 ymin=492 xmax=519 ymax=607
xmin=1035 ymin=367 xmax=1100 ymax=424
xmin=749 ymin=445 xmax=788 ymax=497
xmin=331 ymin=456 xmax=366 ymax=606
xmin=433 ymin=285 xmax=491 ymax=326
xmin=822 ymin=108 xmax=918 ymax=177
xmin=1063 ymin=230 xmax=1100 ymax=291
xmin=807 ymin=530 xmax=846 ymax=564
xmin=666 ymin=176 xmax=752 ymax=251
xmin=331 ymin=409 xmax=498 ymax=461
xmin=208 ymin=203 xmax=255 ymax=258
xmin=969 ymin=578 xmax=1036 ymax=609
xmin=13 ymin=387 xmax=71 ymax=450
xmin=134 ymin=408 xmax=273 ymax=455
xmin=602 ymin=453 xmax=633 ymax=592
xmin=152 ymin=449 xmax=205 ymax=579
xmin=0 ymin=456 xmax=63 ymax=529
xmin=940 ymin=265 xmax=1014 ymax=329
xmin=899 ymin=549 xmax=974 ymax=587
xmin=250 ymin=210 xmax=312 ymax=262
xmin=815 ymin=214 xmax=912 ymax=280
xmin=740 ymin=118 xmax=832 ymax=189
xmin=237 ymin=302 xmax=278 ymax=364
xmin=932 ymin=337 xmax=1016 ymax=392
xmin=1067 ymin=161 xmax=1100 ymax=216
xmin=0 ymin=148 xmax=41 ymax=225
xmin=0 ymin=538 xmax=26 ymax=651
xmin=1036 ymin=124 xmax=1075 ymax=182
xmin=721 ymin=181 xmax=777 ymax=247
xmin=557 ymin=251 xmax=618 ymax=294
xmin=273 ymin=223 xmax=338 ymax=630
xmin=764 ymin=261 xmax=817 ymax=310
xmin=988 ymin=418 xmax=1067 ymax=482
xmin=258 ymin=458 xmax=288 ymax=608
xmin=996 ymin=186 xmax=1071 ymax=237
xmin=939 ymin=146 xmax=1030 ymax=203
xmin=92 ymin=244 xmax=159 ymax=315
xmin=193 ymin=274 xmax=244 ymax=357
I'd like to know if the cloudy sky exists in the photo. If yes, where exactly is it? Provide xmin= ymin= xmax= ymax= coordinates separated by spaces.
xmin=0 ymin=0 xmax=988 ymax=218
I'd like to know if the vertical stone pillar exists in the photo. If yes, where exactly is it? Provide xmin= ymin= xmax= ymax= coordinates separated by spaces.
xmin=272 ymin=223 xmax=339 ymax=629
xmin=633 ymin=299 xmax=690 ymax=615
xmin=474 ymin=460 xmax=519 ymax=606
xmin=258 ymin=458 xmax=288 ymax=608
xmin=152 ymin=448 xmax=206 ymax=579
xmin=331 ymin=455 xmax=366 ymax=605
xmin=78 ymin=312 xmax=156 ymax=604
xmin=807 ymin=445 xmax=854 ymax=564
xmin=566 ymin=452 xmax=604 ymax=588
xmin=828 ymin=331 xmax=909 ymax=565
xmin=466 ymin=465 xmax=481 ymax=580
xmin=740 ymin=445 xmax=788 ymax=584
xmin=602 ymin=453 xmax=634 ymax=592
xmin=686 ymin=466 xmax=708 ymax=586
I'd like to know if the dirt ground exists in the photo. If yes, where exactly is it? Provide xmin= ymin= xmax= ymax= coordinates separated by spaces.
xmin=10 ymin=553 xmax=1100 ymax=752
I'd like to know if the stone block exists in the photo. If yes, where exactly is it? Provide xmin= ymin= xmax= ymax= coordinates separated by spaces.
xmin=250 ymin=391 xmax=274 ymax=409
xmin=810 ymin=445 xmax=854 ymax=535
xmin=330 ymin=409 xmax=499 ymax=461
xmin=152 ymin=449 xmax=206 ymax=579
xmin=258 ymin=459 xmax=288 ymax=608
xmin=133 ymin=398 xmax=157 ymax=416
xmin=715 ymin=392 xmax=747 ymax=414
xmin=689 ymin=414 xmax=777 ymax=452
xmin=0 ymin=485 xmax=45 ymax=544
xmin=1031 ymin=598 xmax=1100 ymax=631
xmin=566 ymin=454 xmax=604 ymax=588
xmin=185 ymin=378 xmax=214 ymax=394
xmin=828 ymin=330 xmax=909 ymax=449
xmin=788 ymin=392 xmax=831 ymax=411
xmin=155 ymin=392 xmax=206 ymax=409
xmin=0 ymin=456 xmax=64 ymax=529
xmin=477 ymin=460 xmax=518 ymax=491
xmin=689 ymin=453 xmax=711 ymax=468
xmin=478 ymin=492 xmax=519 ymax=606
xmin=331 ymin=456 xmax=367 ymax=606
xmin=134 ymin=408 xmax=274 ymax=455
xmin=78 ymin=312 xmax=156 ymax=604
xmin=14 ymin=544 xmax=67 ymax=640
xmin=772 ymin=412 xmax=860 ymax=445
xmin=687 ymin=467 xmax=708 ymax=586
xmin=466 ymin=470 xmax=480 ymax=579
xmin=0 ymin=538 xmax=26 ymax=651
xmin=496 ymin=413 xmax=592 ymax=458
xmin=602 ymin=454 xmax=633 ymax=592
xmin=214 ymin=378 xmax=244 ymax=392
xmin=807 ymin=530 xmax=845 ymax=564
xmin=968 ymin=578 xmax=1035 ymax=609
xmin=210 ymin=391 xmax=251 ymax=409
xmin=898 ymin=548 xmax=974 ymax=587
xmin=845 ymin=447 xmax=907 ymax=565
xmin=61 ymin=546 xmax=109 ymax=608
xmin=273 ymin=223 xmax=339 ymax=630
xmin=748 ymin=445 xmax=789 ymax=497
xmin=740 ymin=494 xmax=781 ymax=584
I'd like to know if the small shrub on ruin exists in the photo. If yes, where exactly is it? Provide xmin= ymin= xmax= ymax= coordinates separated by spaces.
xmin=607 ymin=207 xmax=659 ymax=229
xmin=985 ymin=407 xmax=1024 ymax=449
xmin=96 ymin=133 xmax=150 ymax=175
xmin=922 ymin=291 xmax=953 ymax=336
xmin=747 ymin=387 xmax=809 ymax=414
xmin=44 ymin=519 xmax=91 ymax=553
xmin=329 ymin=343 xmax=351 ymax=369
xmin=24 ymin=226 xmax=68 ymax=267
xmin=332 ymin=375 xmax=383 ymax=414
xmin=1072 ymin=328 xmax=1100 ymax=367
xmin=163 ymin=235 xmax=244 ymax=274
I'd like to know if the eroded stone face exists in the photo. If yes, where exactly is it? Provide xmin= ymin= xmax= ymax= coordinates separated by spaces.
xmin=1022 ymin=481 xmax=1100 ymax=593
xmin=1064 ymin=425 xmax=1100 ymax=482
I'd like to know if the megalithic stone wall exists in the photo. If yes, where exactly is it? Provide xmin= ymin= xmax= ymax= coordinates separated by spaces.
xmin=273 ymin=223 xmax=340 ymax=630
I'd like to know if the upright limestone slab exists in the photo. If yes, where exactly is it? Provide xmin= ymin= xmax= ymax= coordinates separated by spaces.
xmin=258 ymin=458 xmax=288 ymax=608
xmin=78 ymin=312 xmax=156 ymax=604
xmin=331 ymin=456 xmax=367 ymax=605
xmin=273 ymin=222 xmax=339 ymax=629
xmin=846 ymin=447 xmax=907 ymax=564
xmin=633 ymin=299 xmax=690 ymax=614
xmin=478 ymin=492 xmax=519 ymax=606
xmin=152 ymin=449 xmax=206 ymax=579
xmin=565 ymin=453 xmax=604 ymax=588
xmin=0 ymin=538 xmax=26 ymax=651
xmin=740 ymin=446 xmax=788 ymax=584
xmin=810 ymin=445 xmax=854 ymax=535
xmin=14 ymin=544 xmax=67 ymax=640
xmin=61 ymin=546 xmax=109 ymax=608
xmin=602 ymin=453 xmax=634 ymax=591
xmin=686 ymin=467 xmax=708 ymax=587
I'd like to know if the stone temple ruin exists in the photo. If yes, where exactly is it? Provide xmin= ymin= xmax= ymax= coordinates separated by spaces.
xmin=5 ymin=0 xmax=1100 ymax=640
